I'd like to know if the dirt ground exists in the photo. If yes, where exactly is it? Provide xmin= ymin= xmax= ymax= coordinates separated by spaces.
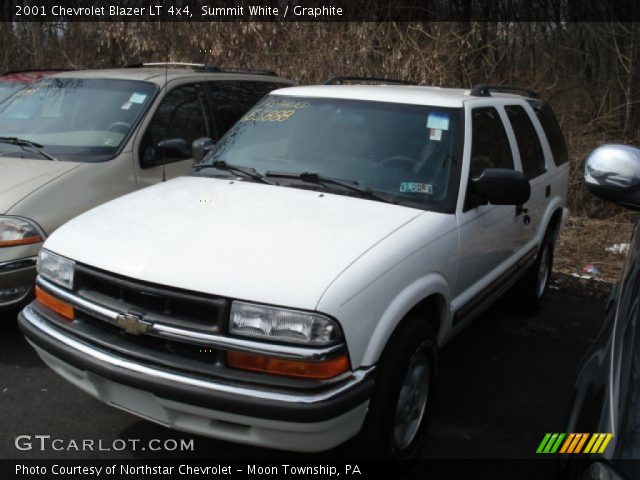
xmin=555 ymin=215 xmax=636 ymax=284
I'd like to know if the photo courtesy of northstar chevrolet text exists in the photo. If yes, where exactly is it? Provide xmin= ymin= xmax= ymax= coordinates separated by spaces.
xmin=1 ymin=1 xmax=639 ymax=479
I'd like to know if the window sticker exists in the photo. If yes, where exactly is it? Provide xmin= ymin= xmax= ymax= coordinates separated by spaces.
xmin=400 ymin=182 xmax=433 ymax=194
xmin=129 ymin=93 xmax=147 ymax=104
xmin=427 ymin=112 xmax=450 ymax=131
xmin=241 ymin=108 xmax=296 ymax=122
xmin=120 ymin=101 xmax=132 ymax=110
xmin=429 ymin=128 xmax=443 ymax=141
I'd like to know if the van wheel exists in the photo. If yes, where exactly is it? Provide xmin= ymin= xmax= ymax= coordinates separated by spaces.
xmin=355 ymin=319 xmax=437 ymax=459
xmin=516 ymin=227 xmax=556 ymax=310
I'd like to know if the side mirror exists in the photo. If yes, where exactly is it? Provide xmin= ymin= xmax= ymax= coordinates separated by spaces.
xmin=471 ymin=168 xmax=531 ymax=206
xmin=156 ymin=138 xmax=190 ymax=160
xmin=191 ymin=137 xmax=215 ymax=164
xmin=584 ymin=144 xmax=640 ymax=211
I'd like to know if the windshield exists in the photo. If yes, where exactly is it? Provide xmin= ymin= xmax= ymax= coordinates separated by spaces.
xmin=0 ymin=81 xmax=24 ymax=103
xmin=0 ymin=78 xmax=156 ymax=162
xmin=202 ymin=95 xmax=463 ymax=211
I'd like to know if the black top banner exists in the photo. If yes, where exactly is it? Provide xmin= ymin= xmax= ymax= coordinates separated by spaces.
xmin=1 ymin=0 xmax=640 ymax=22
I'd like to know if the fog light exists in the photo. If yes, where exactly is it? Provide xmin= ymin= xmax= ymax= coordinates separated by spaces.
xmin=0 ymin=285 xmax=30 ymax=303
xmin=227 ymin=351 xmax=350 ymax=379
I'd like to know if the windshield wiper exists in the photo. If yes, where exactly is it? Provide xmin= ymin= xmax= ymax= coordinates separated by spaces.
xmin=264 ymin=171 xmax=397 ymax=204
xmin=0 ymin=136 xmax=59 ymax=161
xmin=193 ymin=160 xmax=275 ymax=185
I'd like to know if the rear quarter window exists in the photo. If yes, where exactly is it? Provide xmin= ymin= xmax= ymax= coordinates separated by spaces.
xmin=527 ymin=99 xmax=569 ymax=166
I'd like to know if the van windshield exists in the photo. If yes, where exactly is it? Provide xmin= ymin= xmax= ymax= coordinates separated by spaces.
xmin=202 ymin=95 xmax=463 ymax=212
xmin=0 ymin=78 xmax=156 ymax=162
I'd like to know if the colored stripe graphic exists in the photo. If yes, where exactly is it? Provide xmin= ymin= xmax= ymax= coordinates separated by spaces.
xmin=537 ymin=433 xmax=613 ymax=455
xmin=597 ymin=434 xmax=613 ymax=454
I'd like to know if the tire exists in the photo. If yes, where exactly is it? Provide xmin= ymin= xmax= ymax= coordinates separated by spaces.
xmin=515 ymin=226 xmax=556 ymax=310
xmin=354 ymin=319 xmax=437 ymax=459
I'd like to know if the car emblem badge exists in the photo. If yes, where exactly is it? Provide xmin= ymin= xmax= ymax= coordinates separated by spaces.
xmin=115 ymin=312 xmax=151 ymax=335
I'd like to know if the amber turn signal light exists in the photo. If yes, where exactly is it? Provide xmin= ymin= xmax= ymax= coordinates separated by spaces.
xmin=35 ymin=286 xmax=74 ymax=320
xmin=227 ymin=351 xmax=350 ymax=380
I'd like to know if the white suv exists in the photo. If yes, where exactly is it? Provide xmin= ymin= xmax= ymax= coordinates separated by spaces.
xmin=19 ymin=79 xmax=569 ymax=458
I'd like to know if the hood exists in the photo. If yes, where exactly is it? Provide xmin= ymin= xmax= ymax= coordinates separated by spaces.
xmin=0 ymin=157 xmax=82 ymax=214
xmin=45 ymin=176 xmax=424 ymax=310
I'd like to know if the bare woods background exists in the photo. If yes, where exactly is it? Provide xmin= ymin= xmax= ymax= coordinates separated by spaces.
xmin=1 ymin=21 xmax=639 ymax=220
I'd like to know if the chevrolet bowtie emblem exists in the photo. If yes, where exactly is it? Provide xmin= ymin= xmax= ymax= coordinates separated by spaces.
xmin=115 ymin=312 xmax=151 ymax=335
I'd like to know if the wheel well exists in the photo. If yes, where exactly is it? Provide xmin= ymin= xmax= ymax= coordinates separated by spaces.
xmin=404 ymin=294 xmax=444 ymax=339
xmin=547 ymin=208 xmax=563 ymax=242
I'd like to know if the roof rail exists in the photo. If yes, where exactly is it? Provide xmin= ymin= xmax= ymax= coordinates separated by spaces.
xmin=1 ymin=68 xmax=70 ymax=75
xmin=125 ymin=62 xmax=205 ymax=69
xmin=194 ymin=65 xmax=279 ymax=76
xmin=470 ymin=84 xmax=538 ymax=99
xmin=124 ymin=62 xmax=278 ymax=77
xmin=324 ymin=76 xmax=416 ymax=86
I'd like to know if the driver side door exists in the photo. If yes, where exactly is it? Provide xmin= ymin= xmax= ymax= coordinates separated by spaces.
xmin=453 ymin=106 xmax=524 ymax=323
xmin=135 ymin=82 xmax=215 ymax=187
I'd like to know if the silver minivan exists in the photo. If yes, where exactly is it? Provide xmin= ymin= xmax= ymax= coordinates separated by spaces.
xmin=0 ymin=63 xmax=292 ymax=309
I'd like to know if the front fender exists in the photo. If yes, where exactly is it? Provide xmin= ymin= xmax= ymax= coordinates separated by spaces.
xmin=360 ymin=272 xmax=452 ymax=366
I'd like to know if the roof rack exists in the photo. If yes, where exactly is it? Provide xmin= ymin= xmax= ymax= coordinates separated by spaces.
xmin=1 ymin=68 xmax=70 ymax=75
xmin=470 ymin=84 xmax=538 ymax=99
xmin=193 ymin=65 xmax=278 ymax=76
xmin=324 ymin=76 xmax=416 ymax=86
xmin=124 ymin=62 xmax=278 ymax=77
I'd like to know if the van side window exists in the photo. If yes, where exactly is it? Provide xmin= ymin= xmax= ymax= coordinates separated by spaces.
xmin=527 ymin=99 xmax=569 ymax=166
xmin=505 ymin=105 xmax=546 ymax=179
xmin=139 ymin=83 xmax=213 ymax=167
xmin=469 ymin=107 xmax=514 ymax=179
xmin=208 ymin=81 xmax=285 ymax=135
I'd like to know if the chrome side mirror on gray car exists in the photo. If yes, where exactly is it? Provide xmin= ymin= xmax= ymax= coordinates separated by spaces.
xmin=584 ymin=144 xmax=640 ymax=210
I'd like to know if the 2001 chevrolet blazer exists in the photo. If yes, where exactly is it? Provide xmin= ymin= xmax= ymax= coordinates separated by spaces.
xmin=19 ymin=79 xmax=569 ymax=457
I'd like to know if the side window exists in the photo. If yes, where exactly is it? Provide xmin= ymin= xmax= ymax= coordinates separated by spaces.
xmin=505 ymin=105 xmax=546 ymax=179
xmin=527 ymin=99 xmax=569 ymax=165
xmin=208 ymin=81 xmax=285 ymax=136
xmin=469 ymin=107 xmax=514 ymax=179
xmin=139 ymin=83 xmax=212 ymax=167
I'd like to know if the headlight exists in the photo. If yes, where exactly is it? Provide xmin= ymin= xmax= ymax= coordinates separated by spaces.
xmin=0 ymin=216 xmax=44 ymax=247
xmin=37 ymin=249 xmax=75 ymax=289
xmin=230 ymin=301 xmax=341 ymax=346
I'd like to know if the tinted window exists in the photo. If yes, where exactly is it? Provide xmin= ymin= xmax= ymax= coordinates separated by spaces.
xmin=527 ymin=99 xmax=568 ymax=165
xmin=469 ymin=107 xmax=514 ymax=179
xmin=505 ymin=105 xmax=546 ymax=178
xmin=208 ymin=81 xmax=286 ymax=135
xmin=201 ymin=95 xmax=463 ymax=213
xmin=140 ymin=83 xmax=212 ymax=166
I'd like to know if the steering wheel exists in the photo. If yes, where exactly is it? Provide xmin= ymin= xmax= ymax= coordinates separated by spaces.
xmin=107 ymin=122 xmax=131 ymax=134
xmin=379 ymin=155 xmax=417 ymax=171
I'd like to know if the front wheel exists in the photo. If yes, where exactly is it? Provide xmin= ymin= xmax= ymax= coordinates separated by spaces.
xmin=354 ymin=319 xmax=437 ymax=459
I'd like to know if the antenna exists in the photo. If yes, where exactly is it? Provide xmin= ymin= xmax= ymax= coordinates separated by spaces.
xmin=162 ymin=60 xmax=168 ymax=182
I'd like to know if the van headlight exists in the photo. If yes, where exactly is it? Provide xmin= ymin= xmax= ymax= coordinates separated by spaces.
xmin=37 ymin=249 xmax=75 ymax=289
xmin=0 ymin=216 xmax=44 ymax=247
xmin=230 ymin=301 xmax=341 ymax=345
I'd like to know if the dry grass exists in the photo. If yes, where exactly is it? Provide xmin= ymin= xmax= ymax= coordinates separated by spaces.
xmin=555 ymin=216 xmax=636 ymax=282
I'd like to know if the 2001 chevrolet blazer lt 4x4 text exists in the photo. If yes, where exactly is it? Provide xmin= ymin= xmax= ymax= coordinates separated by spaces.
xmin=19 ymin=80 xmax=569 ymax=457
